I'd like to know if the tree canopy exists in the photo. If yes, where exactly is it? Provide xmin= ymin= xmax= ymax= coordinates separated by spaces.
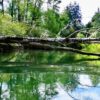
xmin=0 ymin=0 xmax=100 ymax=38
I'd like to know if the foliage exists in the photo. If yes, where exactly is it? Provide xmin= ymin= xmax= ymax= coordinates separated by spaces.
xmin=67 ymin=2 xmax=82 ymax=22
xmin=0 ymin=0 xmax=69 ymax=37
xmin=60 ymin=2 xmax=83 ymax=38
xmin=91 ymin=12 xmax=100 ymax=27
xmin=0 ymin=0 xmax=100 ymax=38
xmin=66 ymin=2 xmax=83 ymax=31
xmin=43 ymin=10 xmax=60 ymax=36
xmin=86 ymin=10 xmax=100 ymax=37
xmin=0 ymin=1 xmax=100 ymax=99
xmin=0 ymin=1 xmax=100 ymax=56
xmin=0 ymin=14 xmax=29 ymax=36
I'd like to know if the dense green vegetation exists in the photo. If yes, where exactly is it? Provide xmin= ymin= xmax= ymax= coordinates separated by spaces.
xmin=0 ymin=0 xmax=82 ymax=37
xmin=0 ymin=1 xmax=100 ymax=56
xmin=0 ymin=0 xmax=100 ymax=61
xmin=0 ymin=1 xmax=100 ymax=99
xmin=0 ymin=0 xmax=100 ymax=38
xmin=0 ymin=0 xmax=100 ymax=37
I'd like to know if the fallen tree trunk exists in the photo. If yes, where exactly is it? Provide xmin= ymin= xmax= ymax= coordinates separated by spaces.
xmin=0 ymin=40 xmax=100 ymax=56
xmin=0 ymin=36 xmax=100 ymax=56
xmin=23 ymin=42 xmax=100 ymax=57
xmin=0 ymin=36 xmax=100 ymax=44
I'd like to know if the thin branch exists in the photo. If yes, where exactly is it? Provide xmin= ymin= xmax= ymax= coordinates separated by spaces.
xmin=57 ymin=26 xmax=100 ymax=38
xmin=75 ymin=79 xmax=100 ymax=88
xmin=67 ymin=91 xmax=79 ymax=100
xmin=57 ymin=24 xmax=69 ymax=36
xmin=88 ymin=28 xmax=100 ymax=38
xmin=66 ymin=27 xmax=100 ymax=38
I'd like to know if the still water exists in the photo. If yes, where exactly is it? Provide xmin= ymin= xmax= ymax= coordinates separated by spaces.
xmin=0 ymin=51 xmax=100 ymax=100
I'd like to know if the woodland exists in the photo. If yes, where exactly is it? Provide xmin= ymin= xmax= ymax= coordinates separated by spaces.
xmin=0 ymin=0 xmax=100 ymax=56
xmin=0 ymin=1 xmax=100 ymax=99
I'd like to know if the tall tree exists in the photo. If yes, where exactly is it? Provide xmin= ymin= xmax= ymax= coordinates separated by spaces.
xmin=0 ymin=0 xmax=4 ymax=14
xmin=66 ymin=2 xmax=82 ymax=30
xmin=9 ymin=0 xmax=15 ymax=20
xmin=86 ymin=8 xmax=100 ymax=37
xmin=24 ymin=0 xmax=29 ymax=22
xmin=33 ymin=0 xmax=43 ymax=23
xmin=91 ymin=8 xmax=100 ymax=27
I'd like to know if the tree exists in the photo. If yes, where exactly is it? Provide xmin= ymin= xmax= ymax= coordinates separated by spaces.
xmin=59 ymin=2 xmax=84 ymax=38
xmin=27 ymin=0 xmax=43 ymax=25
xmin=91 ymin=8 xmax=100 ymax=27
xmin=66 ymin=2 xmax=82 ymax=30
xmin=0 ymin=0 xmax=4 ymax=14
xmin=42 ymin=8 xmax=70 ymax=37
xmin=47 ymin=0 xmax=61 ymax=12
xmin=8 ymin=0 xmax=17 ymax=21
xmin=86 ymin=8 xmax=100 ymax=37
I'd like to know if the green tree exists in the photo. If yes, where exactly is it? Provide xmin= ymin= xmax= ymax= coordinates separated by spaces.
xmin=43 ymin=9 xmax=69 ymax=37
xmin=86 ymin=8 xmax=100 ymax=37
xmin=91 ymin=9 xmax=100 ymax=27
xmin=0 ymin=0 xmax=4 ymax=14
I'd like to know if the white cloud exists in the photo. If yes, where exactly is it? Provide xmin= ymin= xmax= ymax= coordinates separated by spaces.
xmin=79 ymin=74 xmax=92 ymax=87
xmin=51 ymin=82 xmax=100 ymax=100
xmin=73 ymin=87 xmax=100 ymax=100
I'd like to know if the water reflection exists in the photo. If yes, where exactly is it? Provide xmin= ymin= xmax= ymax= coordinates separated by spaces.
xmin=0 ymin=63 xmax=99 ymax=100
xmin=0 ymin=51 xmax=100 ymax=100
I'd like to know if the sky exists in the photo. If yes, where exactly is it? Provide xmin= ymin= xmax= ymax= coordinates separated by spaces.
xmin=52 ymin=75 xmax=100 ymax=100
xmin=59 ymin=0 xmax=100 ymax=24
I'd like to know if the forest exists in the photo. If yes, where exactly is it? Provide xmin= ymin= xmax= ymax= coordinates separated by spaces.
xmin=0 ymin=1 xmax=100 ymax=100
xmin=0 ymin=0 xmax=100 ymax=56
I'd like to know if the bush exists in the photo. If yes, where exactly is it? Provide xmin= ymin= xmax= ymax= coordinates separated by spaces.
xmin=0 ymin=14 xmax=29 ymax=36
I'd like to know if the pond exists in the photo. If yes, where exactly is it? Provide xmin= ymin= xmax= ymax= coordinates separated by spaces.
xmin=0 ymin=51 xmax=100 ymax=100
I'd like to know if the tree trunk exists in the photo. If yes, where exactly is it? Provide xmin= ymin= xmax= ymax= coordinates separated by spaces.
xmin=11 ymin=0 xmax=14 ymax=21
xmin=1 ymin=0 xmax=4 ymax=14
xmin=0 ymin=36 xmax=100 ymax=56
xmin=0 ymin=36 xmax=100 ymax=44
xmin=23 ymin=42 xmax=100 ymax=57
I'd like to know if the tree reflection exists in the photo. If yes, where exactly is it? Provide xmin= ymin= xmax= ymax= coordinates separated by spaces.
xmin=0 ymin=71 xmax=77 ymax=100
xmin=0 ymin=69 xmax=99 ymax=100
xmin=0 ymin=51 xmax=100 ymax=99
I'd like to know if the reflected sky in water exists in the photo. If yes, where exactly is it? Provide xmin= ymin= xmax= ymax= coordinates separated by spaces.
xmin=52 ymin=74 xmax=100 ymax=100
xmin=52 ymin=85 xmax=100 ymax=100
xmin=0 ymin=71 xmax=100 ymax=100
xmin=0 ymin=51 xmax=100 ymax=100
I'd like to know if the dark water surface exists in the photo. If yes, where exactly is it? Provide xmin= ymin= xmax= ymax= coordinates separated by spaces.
xmin=0 ymin=51 xmax=100 ymax=100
